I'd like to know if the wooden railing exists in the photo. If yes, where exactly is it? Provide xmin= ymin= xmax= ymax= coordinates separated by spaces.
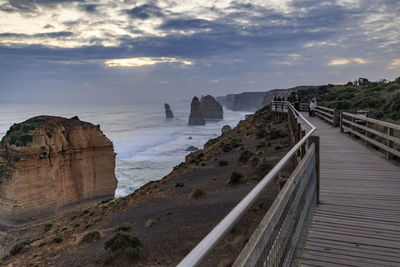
xmin=315 ymin=106 xmax=338 ymax=126
xmin=341 ymin=112 xmax=400 ymax=160
xmin=178 ymin=103 xmax=319 ymax=267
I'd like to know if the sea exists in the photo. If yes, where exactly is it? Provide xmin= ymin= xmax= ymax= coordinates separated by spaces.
xmin=0 ymin=101 xmax=250 ymax=197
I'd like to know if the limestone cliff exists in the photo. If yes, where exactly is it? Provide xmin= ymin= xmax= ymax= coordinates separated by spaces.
xmin=188 ymin=97 xmax=205 ymax=125
xmin=164 ymin=103 xmax=174 ymax=119
xmin=200 ymin=95 xmax=223 ymax=119
xmin=0 ymin=116 xmax=117 ymax=226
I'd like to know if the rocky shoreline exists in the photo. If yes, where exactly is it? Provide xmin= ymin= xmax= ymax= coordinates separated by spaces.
xmin=0 ymin=106 xmax=293 ymax=266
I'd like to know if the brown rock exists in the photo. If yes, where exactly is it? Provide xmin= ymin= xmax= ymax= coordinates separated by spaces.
xmin=0 ymin=116 xmax=117 ymax=226
xmin=200 ymin=95 xmax=223 ymax=119
xmin=188 ymin=97 xmax=205 ymax=125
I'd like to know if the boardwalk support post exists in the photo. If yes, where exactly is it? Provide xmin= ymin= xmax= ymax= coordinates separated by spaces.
xmin=387 ymin=127 xmax=394 ymax=160
xmin=340 ymin=110 xmax=344 ymax=133
xmin=310 ymin=136 xmax=320 ymax=204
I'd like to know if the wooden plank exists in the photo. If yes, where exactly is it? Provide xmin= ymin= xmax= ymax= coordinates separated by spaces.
xmin=303 ymin=245 xmax=400 ymax=266
xmin=342 ymin=118 xmax=400 ymax=145
xmin=317 ymin=106 xmax=334 ymax=113
xmin=316 ymin=109 xmax=334 ymax=118
xmin=305 ymin=239 xmax=400 ymax=258
xmin=342 ymin=112 xmax=400 ymax=131
xmin=342 ymin=125 xmax=400 ymax=157
xmin=294 ymin=113 xmax=400 ymax=266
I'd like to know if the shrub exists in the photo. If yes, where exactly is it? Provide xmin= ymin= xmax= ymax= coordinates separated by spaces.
xmin=230 ymin=138 xmax=242 ymax=148
xmin=268 ymin=130 xmax=282 ymax=140
xmin=53 ymin=237 xmax=63 ymax=243
xmin=17 ymin=135 xmax=33 ymax=146
xmin=257 ymin=142 xmax=266 ymax=149
xmin=257 ymin=160 xmax=274 ymax=176
xmin=218 ymin=160 xmax=229 ymax=166
xmin=228 ymin=172 xmax=243 ymax=184
xmin=44 ymin=223 xmax=52 ymax=232
xmin=113 ymin=223 xmax=133 ymax=232
xmin=10 ymin=242 xmax=27 ymax=256
xmin=255 ymin=129 xmax=266 ymax=139
xmin=104 ymin=232 xmax=141 ymax=252
xmin=239 ymin=150 xmax=253 ymax=162
xmin=9 ymin=134 xmax=18 ymax=145
xmin=220 ymin=143 xmax=232 ymax=152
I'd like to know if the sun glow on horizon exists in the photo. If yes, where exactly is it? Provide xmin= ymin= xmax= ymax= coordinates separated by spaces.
xmin=104 ymin=57 xmax=193 ymax=67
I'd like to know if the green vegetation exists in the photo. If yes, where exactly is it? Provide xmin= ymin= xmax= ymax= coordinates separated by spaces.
xmin=239 ymin=150 xmax=253 ymax=162
xmin=218 ymin=160 xmax=229 ymax=166
xmin=10 ymin=240 xmax=31 ymax=256
xmin=228 ymin=172 xmax=244 ymax=184
xmin=113 ymin=223 xmax=133 ymax=232
xmin=44 ymin=223 xmax=53 ymax=232
xmin=294 ymin=77 xmax=400 ymax=122
xmin=53 ymin=236 xmax=63 ymax=243
xmin=219 ymin=138 xmax=243 ymax=152
xmin=102 ymin=231 xmax=141 ymax=264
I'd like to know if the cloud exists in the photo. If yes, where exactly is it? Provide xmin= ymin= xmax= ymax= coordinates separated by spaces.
xmin=104 ymin=57 xmax=193 ymax=67
xmin=81 ymin=4 xmax=98 ymax=13
xmin=328 ymin=58 xmax=369 ymax=66
xmin=387 ymin=59 xmax=400 ymax=70
xmin=124 ymin=4 xmax=164 ymax=20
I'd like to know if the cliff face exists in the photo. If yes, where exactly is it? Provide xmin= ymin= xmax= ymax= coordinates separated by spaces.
xmin=216 ymin=92 xmax=266 ymax=111
xmin=0 ymin=116 xmax=117 ymax=226
xmin=200 ymin=95 xmax=223 ymax=119
xmin=188 ymin=97 xmax=205 ymax=125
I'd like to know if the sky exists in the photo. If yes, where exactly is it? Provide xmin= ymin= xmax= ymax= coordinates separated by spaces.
xmin=0 ymin=0 xmax=399 ymax=103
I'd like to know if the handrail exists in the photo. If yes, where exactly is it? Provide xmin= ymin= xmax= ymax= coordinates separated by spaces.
xmin=178 ymin=102 xmax=316 ymax=267
xmin=315 ymin=106 xmax=337 ymax=126
xmin=341 ymin=111 xmax=400 ymax=159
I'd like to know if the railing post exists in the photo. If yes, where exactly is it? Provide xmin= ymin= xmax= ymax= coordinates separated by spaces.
xmin=301 ymin=130 xmax=306 ymax=158
xmin=350 ymin=116 xmax=354 ymax=138
xmin=387 ymin=127 xmax=394 ymax=160
xmin=340 ymin=110 xmax=343 ymax=133
xmin=310 ymin=136 xmax=320 ymax=203
xmin=333 ymin=109 xmax=338 ymax=127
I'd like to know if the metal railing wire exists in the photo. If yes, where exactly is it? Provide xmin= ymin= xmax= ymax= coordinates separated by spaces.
xmin=177 ymin=102 xmax=318 ymax=267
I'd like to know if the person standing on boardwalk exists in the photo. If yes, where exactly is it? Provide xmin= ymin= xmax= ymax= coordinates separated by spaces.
xmin=294 ymin=94 xmax=301 ymax=111
xmin=309 ymin=96 xmax=317 ymax=117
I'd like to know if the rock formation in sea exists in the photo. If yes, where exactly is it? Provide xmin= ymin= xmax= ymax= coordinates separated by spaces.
xmin=200 ymin=95 xmax=223 ymax=119
xmin=0 ymin=116 xmax=117 ymax=226
xmin=164 ymin=103 xmax=174 ymax=119
xmin=188 ymin=97 xmax=205 ymax=125
xmin=185 ymin=146 xmax=199 ymax=152
xmin=221 ymin=125 xmax=231 ymax=134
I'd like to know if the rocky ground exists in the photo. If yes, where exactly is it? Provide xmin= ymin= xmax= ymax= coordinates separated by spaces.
xmin=0 ymin=106 xmax=293 ymax=267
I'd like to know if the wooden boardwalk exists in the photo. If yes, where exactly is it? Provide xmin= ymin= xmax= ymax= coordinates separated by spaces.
xmin=297 ymin=115 xmax=400 ymax=267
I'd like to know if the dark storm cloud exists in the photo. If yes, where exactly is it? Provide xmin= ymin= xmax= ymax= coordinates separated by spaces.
xmin=1 ymin=0 xmax=400 ymax=103
xmin=81 ymin=4 xmax=98 ymax=13
xmin=124 ymin=4 xmax=164 ymax=20
xmin=160 ymin=19 xmax=217 ymax=30
xmin=1 ymin=0 xmax=85 ymax=13
xmin=0 ymin=31 xmax=74 ymax=38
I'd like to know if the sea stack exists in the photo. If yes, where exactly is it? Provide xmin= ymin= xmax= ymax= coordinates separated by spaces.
xmin=188 ymin=97 xmax=205 ymax=125
xmin=0 ymin=116 xmax=117 ymax=226
xmin=165 ymin=103 xmax=174 ymax=119
xmin=200 ymin=95 xmax=223 ymax=119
